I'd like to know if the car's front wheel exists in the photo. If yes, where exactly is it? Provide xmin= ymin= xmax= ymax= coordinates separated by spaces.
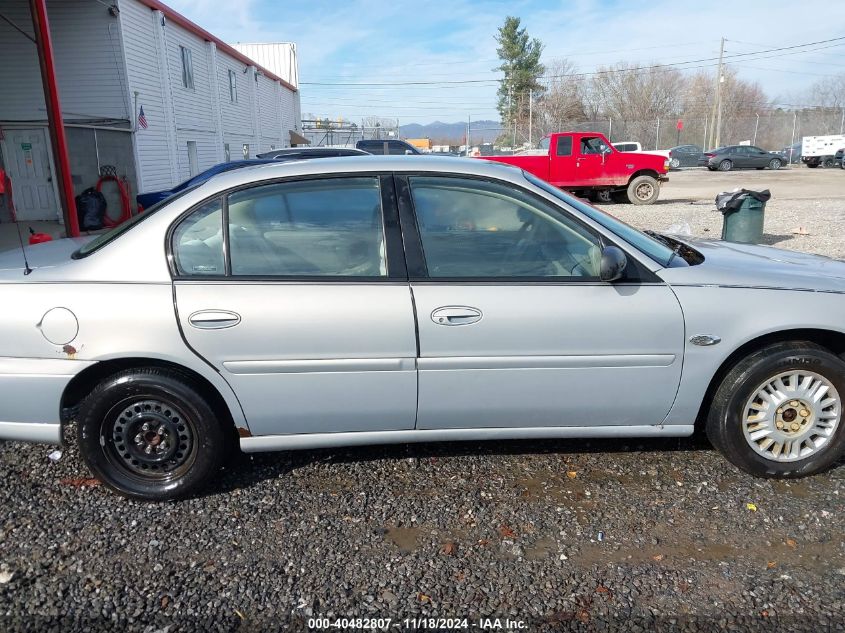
xmin=626 ymin=175 xmax=660 ymax=205
xmin=707 ymin=341 xmax=845 ymax=478
xmin=77 ymin=368 xmax=227 ymax=500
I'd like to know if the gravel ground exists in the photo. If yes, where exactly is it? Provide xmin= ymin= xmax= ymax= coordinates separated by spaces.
xmin=598 ymin=197 xmax=845 ymax=261
xmin=2 ymin=167 xmax=845 ymax=632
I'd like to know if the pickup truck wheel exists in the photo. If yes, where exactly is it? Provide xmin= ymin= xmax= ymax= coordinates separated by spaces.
xmin=77 ymin=368 xmax=227 ymax=501
xmin=822 ymin=157 xmax=835 ymax=168
xmin=718 ymin=159 xmax=733 ymax=171
xmin=706 ymin=341 xmax=845 ymax=478
xmin=626 ymin=175 xmax=660 ymax=205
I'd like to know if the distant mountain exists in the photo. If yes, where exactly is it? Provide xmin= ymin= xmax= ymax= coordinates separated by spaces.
xmin=400 ymin=120 xmax=501 ymax=145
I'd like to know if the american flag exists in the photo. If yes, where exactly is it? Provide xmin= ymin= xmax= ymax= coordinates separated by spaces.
xmin=137 ymin=106 xmax=148 ymax=130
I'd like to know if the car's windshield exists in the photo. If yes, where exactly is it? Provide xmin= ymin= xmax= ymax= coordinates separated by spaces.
xmin=522 ymin=172 xmax=676 ymax=266
xmin=72 ymin=185 xmax=201 ymax=258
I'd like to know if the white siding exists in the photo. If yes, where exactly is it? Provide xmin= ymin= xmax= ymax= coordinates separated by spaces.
xmin=217 ymin=53 xmax=255 ymax=139
xmin=231 ymin=42 xmax=298 ymax=88
xmin=163 ymin=21 xmax=215 ymax=135
xmin=0 ymin=0 xmax=129 ymax=122
xmin=120 ymin=0 xmax=173 ymax=192
xmin=258 ymin=74 xmax=282 ymax=150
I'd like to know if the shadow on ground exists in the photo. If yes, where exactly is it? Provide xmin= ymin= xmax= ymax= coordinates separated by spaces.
xmin=208 ymin=434 xmax=716 ymax=496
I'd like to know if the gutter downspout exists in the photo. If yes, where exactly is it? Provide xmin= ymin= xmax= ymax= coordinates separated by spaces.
xmin=29 ymin=0 xmax=79 ymax=237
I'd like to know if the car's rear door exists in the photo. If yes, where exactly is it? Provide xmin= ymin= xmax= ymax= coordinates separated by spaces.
xmin=171 ymin=174 xmax=417 ymax=437
xmin=396 ymin=174 xmax=685 ymax=430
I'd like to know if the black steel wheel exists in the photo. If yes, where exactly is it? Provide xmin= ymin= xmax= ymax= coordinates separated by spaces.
xmin=77 ymin=368 xmax=227 ymax=500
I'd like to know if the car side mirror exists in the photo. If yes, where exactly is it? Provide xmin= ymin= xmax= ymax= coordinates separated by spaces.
xmin=599 ymin=245 xmax=627 ymax=282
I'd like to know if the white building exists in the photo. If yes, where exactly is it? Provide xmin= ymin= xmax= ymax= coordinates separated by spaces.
xmin=0 ymin=0 xmax=302 ymax=223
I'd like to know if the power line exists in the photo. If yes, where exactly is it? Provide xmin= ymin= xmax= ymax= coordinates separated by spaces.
xmin=301 ymin=36 xmax=845 ymax=87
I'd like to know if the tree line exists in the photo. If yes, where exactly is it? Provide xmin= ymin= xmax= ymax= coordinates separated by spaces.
xmin=495 ymin=17 xmax=845 ymax=151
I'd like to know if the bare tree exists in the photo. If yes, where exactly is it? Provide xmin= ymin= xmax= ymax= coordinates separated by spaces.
xmin=588 ymin=62 xmax=685 ymax=148
xmin=533 ymin=59 xmax=587 ymax=138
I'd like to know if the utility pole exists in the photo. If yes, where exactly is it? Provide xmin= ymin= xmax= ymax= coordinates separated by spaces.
xmin=608 ymin=117 xmax=612 ymax=142
xmin=840 ymin=106 xmax=844 ymax=134
xmin=789 ymin=110 xmax=797 ymax=154
xmin=655 ymin=118 xmax=660 ymax=150
xmin=714 ymin=37 xmax=726 ymax=149
xmin=707 ymin=37 xmax=725 ymax=149
xmin=467 ymin=114 xmax=471 ymax=155
xmin=528 ymin=89 xmax=533 ymax=146
xmin=753 ymin=113 xmax=759 ymax=145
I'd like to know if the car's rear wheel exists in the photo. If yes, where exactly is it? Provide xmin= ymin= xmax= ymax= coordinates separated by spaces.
xmin=718 ymin=159 xmax=733 ymax=171
xmin=77 ymin=368 xmax=227 ymax=500
xmin=626 ymin=175 xmax=660 ymax=205
xmin=707 ymin=341 xmax=845 ymax=478
xmin=768 ymin=158 xmax=782 ymax=170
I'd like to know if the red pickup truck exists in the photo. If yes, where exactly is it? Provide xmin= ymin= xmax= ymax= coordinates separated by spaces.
xmin=482 ymin=131 xmax=670 ymax=205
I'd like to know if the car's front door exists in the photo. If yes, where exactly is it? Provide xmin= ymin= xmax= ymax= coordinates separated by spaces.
xmin=399 ymin=175 xmax=685 ymax=430
xmin=171 ymin=175 xmax=417 ymax=437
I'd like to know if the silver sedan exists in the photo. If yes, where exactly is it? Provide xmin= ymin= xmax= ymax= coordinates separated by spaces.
xmin=1 ymin=156 xmax=844 ymax=500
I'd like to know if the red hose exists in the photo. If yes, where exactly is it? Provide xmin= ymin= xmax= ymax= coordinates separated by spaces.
xmin=96 ymin=175 xmax=131 ymax=228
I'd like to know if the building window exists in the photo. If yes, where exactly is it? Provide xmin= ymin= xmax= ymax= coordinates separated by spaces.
xmin=228 ymin=69 xmax=238 ymax=103
xmin=180 ymin=46 xmax=194 ymax=89
xmin=187 ymin=141 xmax=198 ymax=176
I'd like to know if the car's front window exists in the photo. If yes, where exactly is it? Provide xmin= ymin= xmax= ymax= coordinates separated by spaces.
xmin=410 ymin=176 xmax=602 ymax=278
xmin=523 ymin=172 xmax=677 ymax=267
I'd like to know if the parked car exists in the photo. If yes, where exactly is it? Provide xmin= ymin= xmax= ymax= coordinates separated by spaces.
xmin=484 ymin=131 xmax=669 ymax=204
xmin=136 ymin=151 xmax=369 ymax=211
xmin=667 ymin=144 xmax=704 ymax=168
xmin=135 ymin=159 xmax=281 ymax=212
xmin=836 ymin=147 xmax=844 ymax=168
xmin=255 ymin=147 xmax=369 ymax=160
xmin=698 ymin=146 xmax=783 ymax=171
xmin=355 ymin=139 xmax=422 ymax=155
xmin=777 ymin=142 xmax=802 ymax=165
xmin=3 ymin=156 xmax=845 ymax=500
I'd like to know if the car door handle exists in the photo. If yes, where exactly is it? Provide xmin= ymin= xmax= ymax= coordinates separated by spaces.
xmin=431 ymin=306 xmax=482 ymax=326
xmin=188 ymin=310 xmax=241 ymax=330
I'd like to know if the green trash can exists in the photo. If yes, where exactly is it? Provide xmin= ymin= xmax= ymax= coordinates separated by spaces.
xmin=718 ymin=189 xmax=770 ymax=244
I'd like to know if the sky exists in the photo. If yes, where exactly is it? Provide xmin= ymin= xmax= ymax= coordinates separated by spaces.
xmin=166 ymin=0 xmax=845 ymax=125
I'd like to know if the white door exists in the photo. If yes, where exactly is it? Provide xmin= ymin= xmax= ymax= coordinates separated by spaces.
xmin=1 ymin=128 xmax=59 ymax=221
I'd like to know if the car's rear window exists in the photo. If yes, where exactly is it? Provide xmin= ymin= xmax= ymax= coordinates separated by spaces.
xmin=72 ymin=185 xmax=200 ymax=259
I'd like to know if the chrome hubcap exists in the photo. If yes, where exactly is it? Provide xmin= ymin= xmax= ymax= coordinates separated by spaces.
xmin=742 ymin=370 xmax=841 ymax=462
xmin=110 ymin=399 xmax=195 ymax=478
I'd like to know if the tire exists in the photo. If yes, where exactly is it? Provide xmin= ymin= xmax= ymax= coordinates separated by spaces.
xmin=718 ymin=159 xmax=733 ymax=171
xmin=841 ymin=159 xmax=845 ymax=170
xmin=822 ymin=157 xmax=835 ymax=168
xmin=77 ymin=368 xmax=228 ymax=500
xmin=706 ymin=341 xmax=845 ymax=478
xmin=669 ymin=157 xmax=681 ymax=169
xmin=610 ymin=191 xmax=629 ymax=204
xmin=806 ymin=163 xmax=818 ymax=168
xmin=626 ymin=175 xmax=660 ymax=205
xmin=588 ymin=190 xmax=612 ymax=203
xmin=768 ymin=158 xmax=782 ymax=170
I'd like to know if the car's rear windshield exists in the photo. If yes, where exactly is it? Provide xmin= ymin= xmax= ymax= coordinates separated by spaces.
xmin=72 ymin=185 xmax=200 ymax=259
xmin=523 ymin=172 xmax=676 ymax=266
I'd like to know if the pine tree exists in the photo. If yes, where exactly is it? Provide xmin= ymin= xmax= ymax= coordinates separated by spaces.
xmin=495 ymin=17 xmax=545 ymax=142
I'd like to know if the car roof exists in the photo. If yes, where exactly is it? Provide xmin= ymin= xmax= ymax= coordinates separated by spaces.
xmin=199 ymin=155 xmax=522 ymax=191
